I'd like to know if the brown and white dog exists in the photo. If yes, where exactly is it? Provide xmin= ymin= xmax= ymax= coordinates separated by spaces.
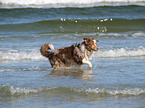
xmin=40 ymin=38 xmax=99 ymax=69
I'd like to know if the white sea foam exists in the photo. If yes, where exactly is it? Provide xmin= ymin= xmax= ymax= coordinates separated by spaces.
xmin=0 ymin=47 xmax=145 ymax=62
xmin=1 ymin=85 xmax=144 ymax=96
xmin=0 ymin=85 xmax=57 ymax=96
xmin=0 ymin=50 xmax=46 ymax=61
xmin=0 ymin=0 xmax=145 ymax=8
xmin=83 ymin=88 xmax=145 ymax=95
xmin=132 ymin=32 xmax=145 ymax=37
xmin=0 ymin=85 xmax=38 ymax=95
xmin=10 ymin=86 xmax=38 ymax=95
xmin=96 ymin=46 xmax=145 ymax=58
xmin=98 ymin=32 xmax=145 ymax=37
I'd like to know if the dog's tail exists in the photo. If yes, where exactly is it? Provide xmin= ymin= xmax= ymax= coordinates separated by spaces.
xmin=40 ymin=43 xmax=54 ymax=57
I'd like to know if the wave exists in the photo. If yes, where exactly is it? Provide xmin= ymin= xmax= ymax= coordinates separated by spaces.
xmin=1 ymin=19 xmax=145 ymax=33
xmin=0 ymin=86 xmax=145 ymax=97
xmin=0 ymin=85 xmax=39 ymax=96
xmin=96 ymin=46 xmax=145 ymax=58
xmin=0 ymin=0 xmax=145 ymax=8
xmin=0 ymin=46 xmax=145 ymax=62
xmin=75 ymin=87 xmax=145 ymax=96
xmin=0 ymin=50 xmax=45 ymax=62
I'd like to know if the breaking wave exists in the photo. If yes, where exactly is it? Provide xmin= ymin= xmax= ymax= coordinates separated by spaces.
xmin=96 ymin=46 xmax=145 ymax=58
xmin=0 ymin=0 xmax=145 ymax=8
xmin=0 ymin=46 xmax=145 ymax=62
xmin=0 ymin=85 xmax=38 ymax=96
xmin=0 ymin=86 xmax=144 ymax=97
xmin=0 ymin=50 xmax=45 ymax=62
xmin=74 ymin=87 xmax=145 ymax=96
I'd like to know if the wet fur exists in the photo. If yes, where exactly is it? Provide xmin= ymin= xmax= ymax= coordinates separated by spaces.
xmin=40 ymin=38 xmax=99 ymax=69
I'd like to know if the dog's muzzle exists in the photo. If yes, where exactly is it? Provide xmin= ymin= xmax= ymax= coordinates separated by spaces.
xmin=92 ymin=45 xmax=99 ymax=51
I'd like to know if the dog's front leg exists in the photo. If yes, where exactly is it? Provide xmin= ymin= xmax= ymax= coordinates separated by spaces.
xmin=82 ymin=58 xmax=92 ymax=68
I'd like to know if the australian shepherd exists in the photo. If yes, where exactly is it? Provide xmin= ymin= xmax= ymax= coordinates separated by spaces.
xmin=40 ymin=38 xmax=99 ymax=69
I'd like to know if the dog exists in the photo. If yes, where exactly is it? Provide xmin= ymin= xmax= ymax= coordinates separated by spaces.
xmin=40 ymin=38 xmax=99 ymax=69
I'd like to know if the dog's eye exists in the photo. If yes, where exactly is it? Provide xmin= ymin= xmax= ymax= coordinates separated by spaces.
xmin=93 ymin=40 xmax=97 ymax=45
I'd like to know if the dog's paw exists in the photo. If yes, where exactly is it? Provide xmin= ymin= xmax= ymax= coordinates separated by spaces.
xmin=88 ymin=64 xmax=92 ymax=68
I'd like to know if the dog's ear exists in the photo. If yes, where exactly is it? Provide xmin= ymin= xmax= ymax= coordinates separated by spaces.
xmin=84 ymin=38 xmax=88 ymax=40
xmin=96 ymin=39 xmax=99 ymax=42
xmin=84 ymin=38 xmax=91 ymax=45
xmin=83 ymin=38 xmax=88 ymax=45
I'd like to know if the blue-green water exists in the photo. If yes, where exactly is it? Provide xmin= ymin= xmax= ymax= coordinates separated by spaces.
xmin=0 ymin=0 xmax=145 ymax=108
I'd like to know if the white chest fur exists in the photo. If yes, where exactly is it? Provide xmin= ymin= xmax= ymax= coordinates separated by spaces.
xmin=81 ymin=44 xmax=93 ymax=68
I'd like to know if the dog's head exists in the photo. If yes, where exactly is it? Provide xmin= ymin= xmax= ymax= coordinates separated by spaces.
xmin=83 ymin=38 xmax=99 ymax=51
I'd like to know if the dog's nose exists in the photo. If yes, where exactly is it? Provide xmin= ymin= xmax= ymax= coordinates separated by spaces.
xmin=94 ymin=47 xmax=99 ymax=51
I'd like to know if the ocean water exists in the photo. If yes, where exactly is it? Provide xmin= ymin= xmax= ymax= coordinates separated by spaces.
xmin=0 ymin=0 xmax=145 ymax=108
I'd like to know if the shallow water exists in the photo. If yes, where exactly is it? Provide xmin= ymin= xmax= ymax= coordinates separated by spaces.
xmin=0 ymin=0 xmax=145 ymax=108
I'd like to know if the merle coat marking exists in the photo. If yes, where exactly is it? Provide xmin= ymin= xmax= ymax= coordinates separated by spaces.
xmin=40 ymin=38 xmax=99 ymax=69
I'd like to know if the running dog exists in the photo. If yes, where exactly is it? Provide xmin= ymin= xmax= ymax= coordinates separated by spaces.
xmin=40 ymin=38 xmax=99 ymax=69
